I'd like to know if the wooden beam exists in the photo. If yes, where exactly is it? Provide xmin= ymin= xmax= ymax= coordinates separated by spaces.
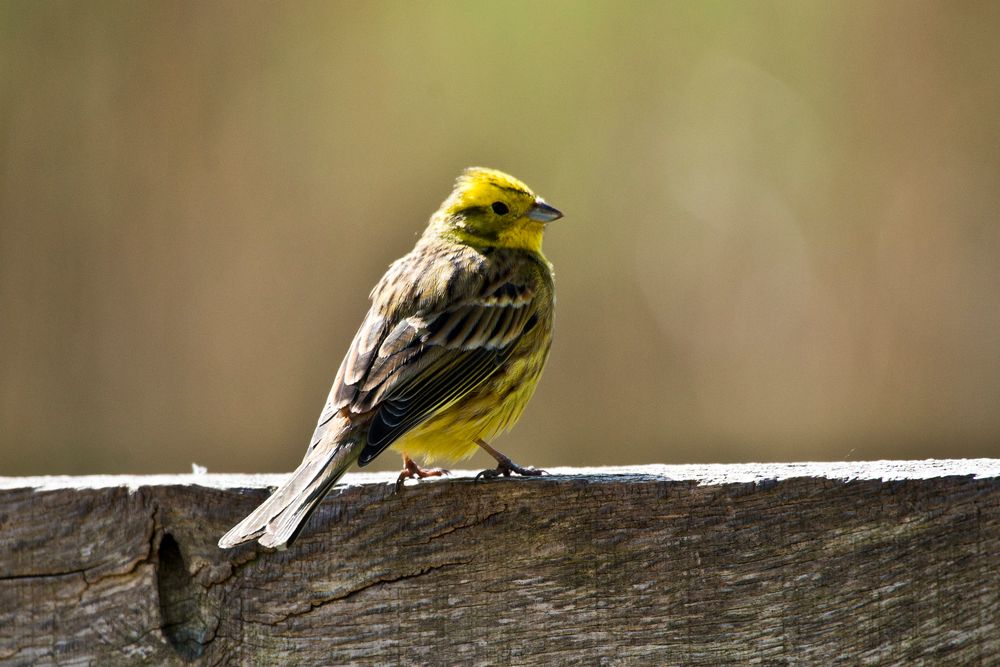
xmin=2 ymin=460 xmax=998 ymax=665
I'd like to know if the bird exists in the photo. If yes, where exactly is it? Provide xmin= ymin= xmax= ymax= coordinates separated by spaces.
xmin=218 ymin=167 xmax=563 ymax=550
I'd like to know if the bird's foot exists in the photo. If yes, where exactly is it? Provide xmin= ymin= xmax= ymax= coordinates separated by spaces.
xmin=473 ymin=438 xmax=546 ymax=480
xmin=475 ymin=453 xmax=546 ymax=480
xmin=395 ymin=456 xmax=450 ymax=491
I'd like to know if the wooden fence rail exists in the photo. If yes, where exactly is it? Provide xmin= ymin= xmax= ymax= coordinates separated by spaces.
xmin=2 ymin=460 xmax=998 ymax=665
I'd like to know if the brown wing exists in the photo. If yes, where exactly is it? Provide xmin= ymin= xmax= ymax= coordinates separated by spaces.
xmin=307 ymin=250 xmax=539 ymax=460
xmin=359 ymin=298 xmax=538 ymax=464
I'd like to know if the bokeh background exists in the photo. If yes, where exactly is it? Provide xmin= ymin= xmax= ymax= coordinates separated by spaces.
xmin=2 ymin=1 xmax=999 ymax=476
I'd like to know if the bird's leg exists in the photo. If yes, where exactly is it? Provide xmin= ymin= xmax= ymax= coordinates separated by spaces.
xmin=395 ymin=454 xmax=450 ymax=491
xmin=475 ymin=438 xmax=546 ymax=480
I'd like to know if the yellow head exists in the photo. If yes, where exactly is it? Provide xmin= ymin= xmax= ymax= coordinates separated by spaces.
xmin=432 ymin=167 xmax=562 ymax=253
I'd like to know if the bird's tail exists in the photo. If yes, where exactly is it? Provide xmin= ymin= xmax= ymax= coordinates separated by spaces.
xmin=218 ymin=426 xmax=362 ymax=550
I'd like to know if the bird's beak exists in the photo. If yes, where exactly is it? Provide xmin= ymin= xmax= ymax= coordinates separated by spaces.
xmin=526 ymin=199 xmax=563 ymax=223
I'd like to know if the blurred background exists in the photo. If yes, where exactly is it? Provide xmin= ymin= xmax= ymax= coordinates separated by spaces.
xmin=2 ymin=1 xmax=999 ymax=476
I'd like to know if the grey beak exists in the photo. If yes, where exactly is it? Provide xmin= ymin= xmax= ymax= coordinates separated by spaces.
xmin=527 ymin=199 xmax=563 ymax=223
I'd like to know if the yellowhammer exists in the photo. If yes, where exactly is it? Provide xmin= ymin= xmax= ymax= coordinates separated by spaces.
xmin=219 ymin=167 xmax=563 ymax=549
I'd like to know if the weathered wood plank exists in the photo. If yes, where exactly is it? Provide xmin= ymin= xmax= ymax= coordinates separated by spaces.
xmin=1 ymin=461 xmax=998 ymax=665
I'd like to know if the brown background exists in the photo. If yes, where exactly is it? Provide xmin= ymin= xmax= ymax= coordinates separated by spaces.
xmin=2 ymin=1 xmax=999 ymax=476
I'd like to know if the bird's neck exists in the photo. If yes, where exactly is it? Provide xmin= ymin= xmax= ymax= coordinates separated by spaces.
xmin=426 ymin=215 xmax=546 ymax=256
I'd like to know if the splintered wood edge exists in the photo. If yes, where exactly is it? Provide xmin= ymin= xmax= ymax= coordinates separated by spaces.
xmin=2 ymin=459 xmax=998 ymax=492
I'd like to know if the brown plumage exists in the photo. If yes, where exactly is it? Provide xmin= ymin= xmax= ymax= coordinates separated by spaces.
xmin=219 ymin=167 xmax=562 ymax=550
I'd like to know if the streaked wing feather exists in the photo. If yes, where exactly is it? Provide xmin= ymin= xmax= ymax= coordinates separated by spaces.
xmin=307 ymin=309 xmax=389 ymax=453
xmin=358 ymin=297 xmax=540 ymax=464
xmin=355 ymin=278 xmax=536 ymax=463
xmin=359 ymin=345 xmax=514 ymax=464
xmin=311 ymin=256 xmax=538 ymax=461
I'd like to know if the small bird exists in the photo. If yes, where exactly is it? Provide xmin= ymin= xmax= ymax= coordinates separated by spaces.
xmin=219 ymin=167 xmax=563 ymax=549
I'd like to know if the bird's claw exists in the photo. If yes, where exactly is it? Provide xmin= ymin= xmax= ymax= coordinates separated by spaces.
xmin=395 ymin=464 xmax=450 ymax=492
xmin=476 ymin=456 xmax=546 ymax=481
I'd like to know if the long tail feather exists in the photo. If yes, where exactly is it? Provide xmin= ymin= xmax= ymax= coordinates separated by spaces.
xmin=218 ymin=432 xmax=362 ymax=550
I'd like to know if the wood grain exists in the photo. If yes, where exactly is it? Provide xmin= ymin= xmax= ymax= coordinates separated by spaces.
xmin=1 ymin=461 xmax=998 ymax=666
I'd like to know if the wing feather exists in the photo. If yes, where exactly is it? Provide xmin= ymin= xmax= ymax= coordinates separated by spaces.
xmin=360 ymin=346 xmax=513 ymax=463
xmin=309 ymin=246 xmax=543 ymax=461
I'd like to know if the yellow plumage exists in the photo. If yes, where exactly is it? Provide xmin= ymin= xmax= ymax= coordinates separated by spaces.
xmin=219 ymin=167 xmax=563 ymax=549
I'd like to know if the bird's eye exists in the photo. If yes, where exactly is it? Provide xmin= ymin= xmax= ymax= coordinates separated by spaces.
xmin=491 ymin=201 xmax=509 ymax=215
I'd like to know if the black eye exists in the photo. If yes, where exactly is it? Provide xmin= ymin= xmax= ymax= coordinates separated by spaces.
xmin=491 ymin=201 xmax=509 ymax=215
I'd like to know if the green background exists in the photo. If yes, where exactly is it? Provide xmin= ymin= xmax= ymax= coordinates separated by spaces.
xmin=2 ymin=1 xmax=999 ymax=476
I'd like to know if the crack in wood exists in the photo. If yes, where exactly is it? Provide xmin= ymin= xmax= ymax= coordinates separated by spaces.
xmin=400 ymin=507 xmax=509 ymax=546
xmin=272 ymin=559 xmax=474 ymax=626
